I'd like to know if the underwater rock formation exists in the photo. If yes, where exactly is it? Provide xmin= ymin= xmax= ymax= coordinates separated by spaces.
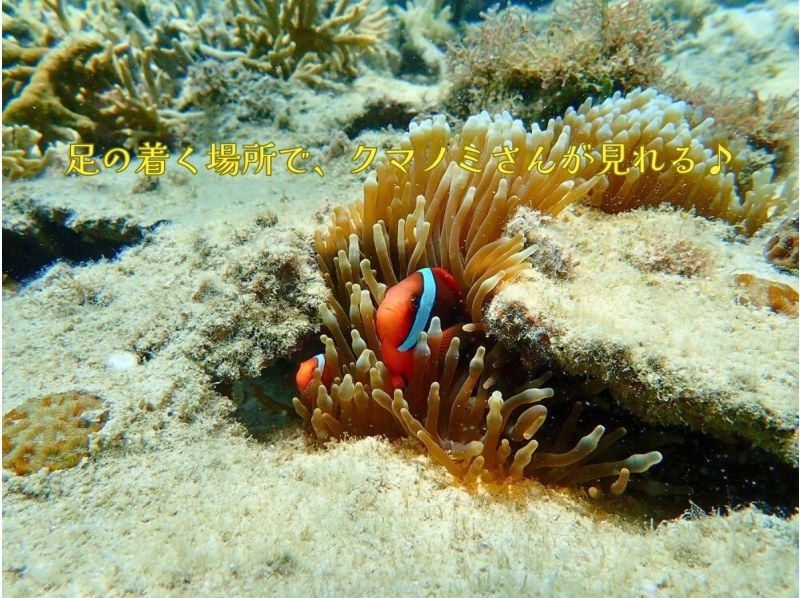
xmin=488 ymin=206 xmax=799 ymax=466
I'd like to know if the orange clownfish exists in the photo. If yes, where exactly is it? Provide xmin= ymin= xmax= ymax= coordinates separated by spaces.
xmin=295 ymin=353 xmax=331 ymax=394
xmin=376 ymin=267 xmax=466 ymax=388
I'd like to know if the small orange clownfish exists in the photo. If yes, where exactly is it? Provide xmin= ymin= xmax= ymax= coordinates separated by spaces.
xmin=295 ymin=353 xmax=332 ymax=395
xmin=376 ymin=267 xmax=466 ymax=388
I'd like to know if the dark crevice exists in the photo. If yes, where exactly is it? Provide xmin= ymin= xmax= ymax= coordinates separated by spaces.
xmin=220 ymin=360 xmax=301 ymax=442
xmin=543 ymin=384 xmax=799 ymax=519
xmin=344 ymin=98 xmax=421 ymax=139
xmin=219 ymin=330 xmax=321 ymax=441
xmin=2 ymin=207 xmax=166 ymax=283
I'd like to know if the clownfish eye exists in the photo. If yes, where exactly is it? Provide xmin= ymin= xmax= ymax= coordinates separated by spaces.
xmin=411 ymin=294 xmax=420 ymax=309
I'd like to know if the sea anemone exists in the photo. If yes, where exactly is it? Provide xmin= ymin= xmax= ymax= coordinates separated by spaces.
xmin=296 ymin=99 xmax=736 ymax=491
xmin=561 ymin=89 xmax=790 ymax=234
xmin=294 ymin=88 xmax=788 ymax=491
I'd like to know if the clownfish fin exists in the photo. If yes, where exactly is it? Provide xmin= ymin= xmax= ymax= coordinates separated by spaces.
xmin=391 ymin=374 xmax=406 ymax=390
xmin=295 ymin=353 xmax=327 ymax=394
xmin=438 ymin=324 xmax=463 ymax=362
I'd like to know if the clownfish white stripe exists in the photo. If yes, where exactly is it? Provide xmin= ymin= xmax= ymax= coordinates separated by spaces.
xmin=315 ymin=354 xmax=326 ymax=372
xmin=398 ymin=267 xmax=436 ymax=351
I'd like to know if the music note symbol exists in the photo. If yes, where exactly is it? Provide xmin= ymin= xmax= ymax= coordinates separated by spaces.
xmin=709 ymin=144 xmax=732 ymax=175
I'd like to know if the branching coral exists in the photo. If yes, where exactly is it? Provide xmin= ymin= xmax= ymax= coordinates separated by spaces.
xmin=2 ymin=125 xmax=60 ymax=180
xmin=294 ymin=111 xmax=668 ymax=491
xmin=3 ymin=34 xmax=184 ymax=151
xmin=2 ymin=0 xmax=193 ymax=152
xmin=190 ymin=0 xmax=392 ymax=85
xmin=2 ymin=0 xmax=393 ymax=170
xmin=393 ymin=0 xmax=454 ymax=76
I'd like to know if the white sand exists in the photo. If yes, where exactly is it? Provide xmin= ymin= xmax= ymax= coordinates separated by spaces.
xmin=3 ymin=429 xmax=797 ymax=596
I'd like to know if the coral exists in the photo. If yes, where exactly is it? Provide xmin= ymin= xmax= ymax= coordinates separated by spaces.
xmin=445 ymin=1 xmax=673 ymax=123
xmin=3 ymin=34 xmax=182 ymax=151
xmin=1 ymin=125 xmax=61 ymax=180
xmin=193 ymin=0 xmax=393 ymax=85
xmin=2 ymin=1 xmax=193 ymax=152
xmin=765 ymin=216 xmax=799 ymax=275
xmin=735 ymin=274 xmax=799 ymax=318
xmin=392 ymin=0 xmax=454 ymax=75
xmin=2 ymin=0 xmax=393 ymax=167
xmin=294 ymin=113 xmax=663 ymax=491
xmin=2 ymin=391 xmax=108 ymax=475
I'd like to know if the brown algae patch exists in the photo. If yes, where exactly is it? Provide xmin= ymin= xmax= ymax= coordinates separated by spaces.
xmin=735 ymin=273 xmax=799 ymax=318
xmin=2 ymin=391 xmax=108 ymax=475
